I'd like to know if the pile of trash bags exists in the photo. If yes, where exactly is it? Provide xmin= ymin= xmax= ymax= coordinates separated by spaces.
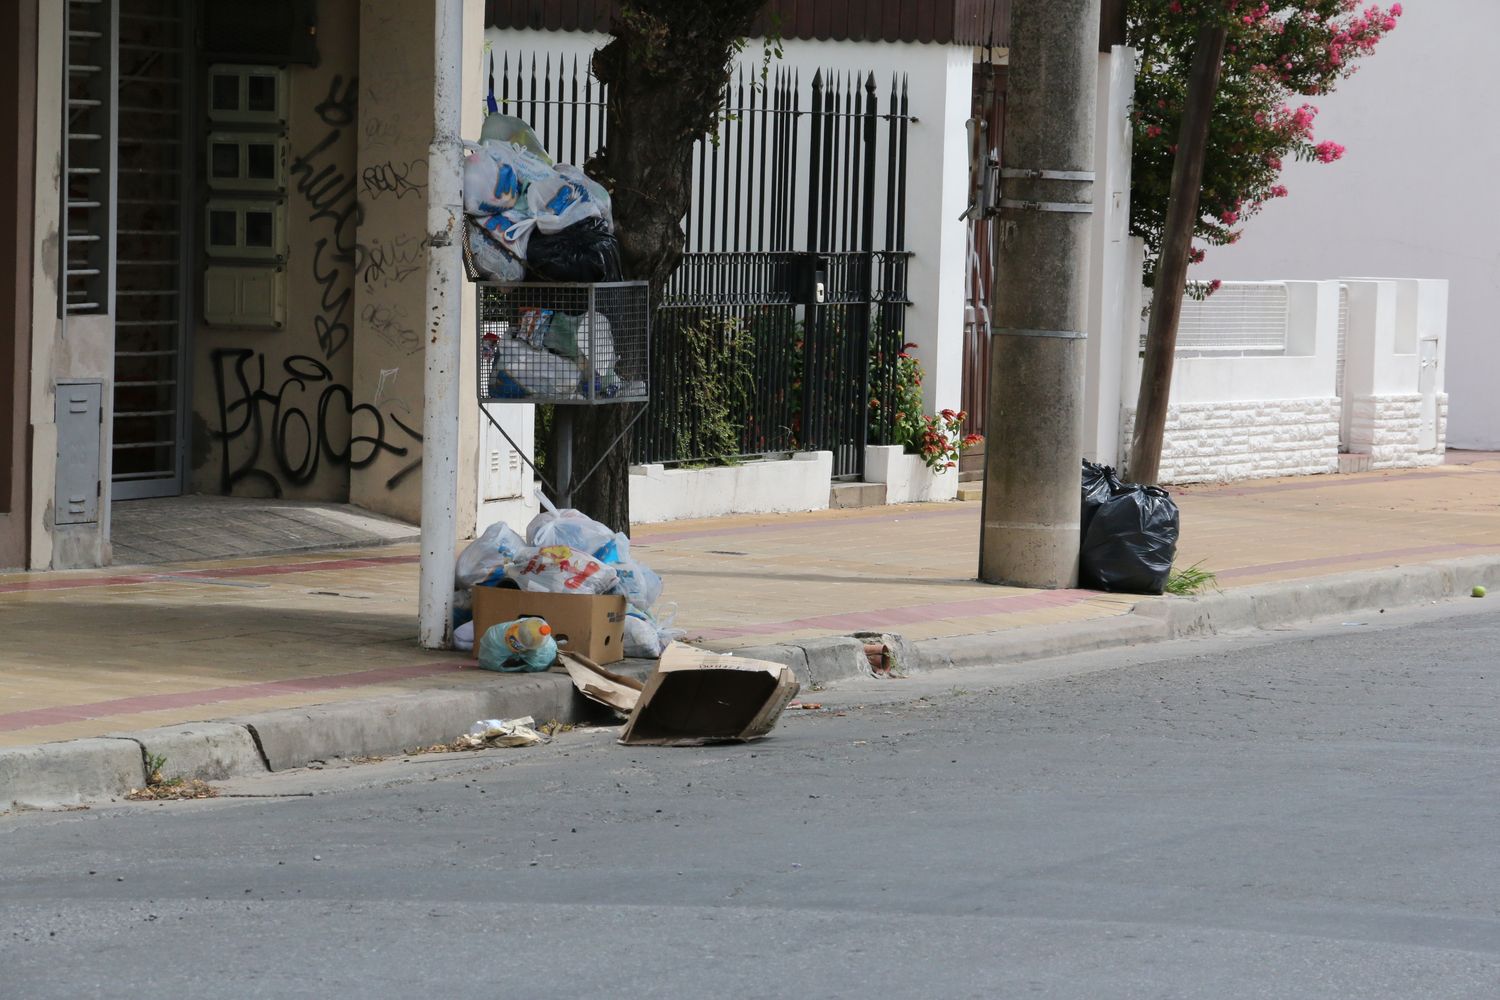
xmin=453 ymin=505 xmax=684 ymax=659
xmin=1079 ymin=459 xmax=1180 ymax=595
xmin=462 ymin=115 xmax=621 ymax=285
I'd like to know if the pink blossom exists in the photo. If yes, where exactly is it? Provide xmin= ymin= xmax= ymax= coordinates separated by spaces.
xmin=1146 ymin=125 xmax=1163 ymax=138
xmin=1221 ymin=210 xmax=1240 ymax=225
xmin=1313 ymin=140 xmax=1345 ymax=163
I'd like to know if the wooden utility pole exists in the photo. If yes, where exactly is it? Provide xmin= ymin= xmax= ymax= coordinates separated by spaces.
xmin=978 ymin=0 xmax=1102 ymax=588
xmin=1127 ymin=19 xmax=1228 ymax=485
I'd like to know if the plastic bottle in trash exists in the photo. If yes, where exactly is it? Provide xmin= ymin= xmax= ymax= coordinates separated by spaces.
xmin=503 ymin=616 xmax=552 ymax=654
xmin=480 ymin=112 xmax=553 ymax=164
xmin=480 ymin=331 xmax=501 ymax=396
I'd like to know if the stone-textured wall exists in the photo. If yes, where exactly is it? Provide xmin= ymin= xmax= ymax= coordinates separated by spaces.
xmin=1348 ymin=393 xmax=1448 ymax=469
xmin=1121 ymin=398 xmax=1341 ymax=484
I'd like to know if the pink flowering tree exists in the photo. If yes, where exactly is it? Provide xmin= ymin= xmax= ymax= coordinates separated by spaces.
xmin=1125 ymin=0 xmax=1400 ymax=484
xmin=1128 ymin=0 xmax=1401 ymax=286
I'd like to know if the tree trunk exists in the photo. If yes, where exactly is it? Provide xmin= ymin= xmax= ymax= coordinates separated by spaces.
xmin=1127 ymin=20 xmax=1228 ymax=486
xmin=563 ymin=1 xmax=765 ymax=534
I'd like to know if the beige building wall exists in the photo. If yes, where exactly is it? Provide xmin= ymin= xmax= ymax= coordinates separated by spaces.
xmin=189 ymin=0 xmax=365 ymax=504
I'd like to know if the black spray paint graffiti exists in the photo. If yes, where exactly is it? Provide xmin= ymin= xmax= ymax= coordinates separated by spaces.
xmin=359 ymin=302 xmax=422 ymax=356
xmin=359 ymin=233 xmax=428 ymax=290
xmin=211 ymin=348 xmax=422 ymax=496
xmin=289 ymin=75 xmax=363 ymax=358
xmin=362 ymin=159 xmax=427 ymax=200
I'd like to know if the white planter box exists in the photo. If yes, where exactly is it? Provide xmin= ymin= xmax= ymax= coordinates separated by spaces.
xmin=864 ymin=444 xmax=960 ymax=503
xmin=629 ymin=451 xmax=833 ymax=524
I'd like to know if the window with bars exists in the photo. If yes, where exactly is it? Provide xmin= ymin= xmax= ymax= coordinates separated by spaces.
xmin=62 ymin=0 xmax=116 ymax=316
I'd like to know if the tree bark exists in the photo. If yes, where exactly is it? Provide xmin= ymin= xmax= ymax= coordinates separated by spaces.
xmin=562 ymin=1 xmax=765 ymax=534
xmin=1127 ymin=19 xmax=1228 ymax=486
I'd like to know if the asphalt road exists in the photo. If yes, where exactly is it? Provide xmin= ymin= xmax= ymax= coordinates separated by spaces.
xmin=3 ymin=602 xmax=1499 ymax=999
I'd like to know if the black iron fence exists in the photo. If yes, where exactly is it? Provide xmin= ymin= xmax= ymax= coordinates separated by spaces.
xmin=489 ymin=51 xmax=912 ymax=479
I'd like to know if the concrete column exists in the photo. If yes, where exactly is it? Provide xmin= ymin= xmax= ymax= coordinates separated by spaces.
xmin=979 ymin=0 xmax=1101 ymax=589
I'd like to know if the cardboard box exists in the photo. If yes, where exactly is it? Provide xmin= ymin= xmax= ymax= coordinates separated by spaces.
xmin=619 ymin=643 xmax=801 ymax=746
xmin=471 ymin=587 xmax=627 ymax=664
xmin=559 ymin=652 xmax=645 ymax=716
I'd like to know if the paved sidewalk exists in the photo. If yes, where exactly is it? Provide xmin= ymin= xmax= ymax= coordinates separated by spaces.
xmin=5 ymin=455 xmax=1500 ymax=751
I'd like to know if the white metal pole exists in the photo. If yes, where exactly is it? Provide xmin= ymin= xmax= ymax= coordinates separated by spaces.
xmin=418 ymin=0 xmax=465 ymax=649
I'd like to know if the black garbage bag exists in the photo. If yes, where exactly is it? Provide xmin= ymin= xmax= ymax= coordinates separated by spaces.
xmin=1079 ymin=484 xmax=1180 ymax=595
xmin=524 ymin=218 xmax=623 ymax=283
xmin=1081 ymin=459 xmax=1123 ymax=540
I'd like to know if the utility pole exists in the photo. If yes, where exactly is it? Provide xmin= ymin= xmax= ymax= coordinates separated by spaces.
xmin=979 ymin=0 xmax=1103 ymax=589
xmin=417 ymin=0 xmax=465 ymax=649
xmin=1127 ymin=20 xmax=1228 ymax=485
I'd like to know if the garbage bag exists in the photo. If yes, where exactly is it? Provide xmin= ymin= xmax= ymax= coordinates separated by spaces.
xmin=466 ymin=221 xmax=526 ymax=283
xmin=1081 ymin=459 xmax=1124 ymax=540
xmin=622 ymin=610 xmax=686 ymax=659
xmin=524 ymin=218 xmax=622 ymax=283
xmin=1079 ymin=484 xmax=1180 ymax=595
xmin=478 ymin=112 xmax=552 ymax=163
xmin=507 ymin=544 xmax=619 ymax=595
xmin=611 ymin=559 xmax=663 ymax=612
xmin=492 ymin=339 xmax=581 ymax=399
xmin=463 ymin=141 xmax=553 ymax=216
xmin=454 ymin=619 xmax=475 ymax=653
xmin=526 ymin=169 xmax=606 ymax=234
xmin=456 ymin=520 xmax=529 ymax=590
xmin=554 ymin=163 xmax=613 ymax=230
xmin=526 ymin=509 xmax=616 ymax=555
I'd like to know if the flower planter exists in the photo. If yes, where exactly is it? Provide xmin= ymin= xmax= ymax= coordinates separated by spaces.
xmin=864 ymin=445 xmax=960 ymax=504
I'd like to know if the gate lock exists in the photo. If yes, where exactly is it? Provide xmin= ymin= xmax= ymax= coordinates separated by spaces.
xmin=787 ymin=252 xmax=829 ymax=306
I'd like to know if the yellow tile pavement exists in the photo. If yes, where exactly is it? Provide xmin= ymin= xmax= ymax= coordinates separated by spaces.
xmin=5 ymin=455 xmax=1499 ymax=747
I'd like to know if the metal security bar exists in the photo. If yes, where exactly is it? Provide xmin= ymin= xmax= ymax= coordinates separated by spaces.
xmin=62 ymin=0 xmax=117 ymax=316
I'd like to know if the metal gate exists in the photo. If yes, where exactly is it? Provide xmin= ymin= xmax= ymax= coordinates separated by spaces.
xmin=490 ymin=54 xmax=912 ymax=479
xmin=110 ymin=0 xmax=192 ymax=499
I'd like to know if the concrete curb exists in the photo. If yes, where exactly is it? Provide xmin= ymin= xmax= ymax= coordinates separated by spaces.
xmin=6 ymin=554 xmax=1498 ymax=812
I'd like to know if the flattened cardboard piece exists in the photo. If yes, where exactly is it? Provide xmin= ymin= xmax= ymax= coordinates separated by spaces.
xmin=472 ymin=587 xmax=627 ymax=664
xmin=559 ymin=651 xmax=644 ymax=716
xmin=619 ymin=642 xmax=801 ymax=746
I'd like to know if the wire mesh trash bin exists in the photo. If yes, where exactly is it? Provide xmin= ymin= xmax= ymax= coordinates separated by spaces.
xmin=475 ymin=281 xmax=650 ymax=507
xmin=476 ymin=282 xmax=649 ymax=404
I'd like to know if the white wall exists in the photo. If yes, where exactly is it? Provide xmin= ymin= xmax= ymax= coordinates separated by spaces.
xmin=1194 ymin=2 xmax=1497 ymax=448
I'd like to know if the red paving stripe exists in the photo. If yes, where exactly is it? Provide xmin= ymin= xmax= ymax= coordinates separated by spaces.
xmin=1215 ymin=542 xmax=1495 ymax=581
xmin=689 ymin=588 xmax=1098 ymax=641
xmin=637 ymin=505 xmax=977 ymax=545
xmin=0 ymin=553 xmax=419 ymax=595
xmin=0 ymin=658 xmax=473 ymax=733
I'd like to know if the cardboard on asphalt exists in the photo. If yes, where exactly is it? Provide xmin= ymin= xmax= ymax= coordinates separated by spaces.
xmin=619 ymin=643 xmax=801 ymax=746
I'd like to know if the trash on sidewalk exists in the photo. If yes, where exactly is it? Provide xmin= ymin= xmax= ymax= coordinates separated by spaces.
xmin=559 ymin=651 xmax=644 ymax=716
xmin=473 ymin=587 xmax=626 ymax=664
xmin=619 ymin=643 xmax=801 ymax=747
xmin=457 ymin=506 xmax=674 ymax=664
xmin=1078 ymin=460 xmax=1180 ymax=596
xmin=477 ymin=616 xmax=559 ymax=672
xmin=458 ymin=717 xmax=548 ymax=749
xmin=454 ymin=619 xmax=475 ymax=653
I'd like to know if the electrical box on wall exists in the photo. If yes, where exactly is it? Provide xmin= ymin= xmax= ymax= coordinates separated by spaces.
xmin=202 ymin=64 xmax=289 ymax=329
xmin=204 ymin=265 xmax=287 ymax=330
xmin=54 ymin=381 xmax=103 ymax=525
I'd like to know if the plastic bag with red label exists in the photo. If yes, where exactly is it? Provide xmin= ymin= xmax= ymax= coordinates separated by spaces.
xmin=507 ymin=544 xmax=619 ymax=596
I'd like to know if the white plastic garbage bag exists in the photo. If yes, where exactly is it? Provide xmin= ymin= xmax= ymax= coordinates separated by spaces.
xmin=622 ymin=609 xmax=687 ymax=659
xmin=509 ymin=544 xmax=619 ymax=595
xmin=454 ymin=619 xmax=475 ymax=653
xmin=612 ymin=559 xmax=663 ymax=612
xmin=493 ymin=339 xmax=581 ymax=399
xmin=463 ymin=141 xmax=553 ymax=216
xmin=456 ymin=521 xmax=528 ymax=590
xmin=526 ymin=170 xmax=606 ymax=234
xmin=526 ymin=509 xmax=616 ymax=555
